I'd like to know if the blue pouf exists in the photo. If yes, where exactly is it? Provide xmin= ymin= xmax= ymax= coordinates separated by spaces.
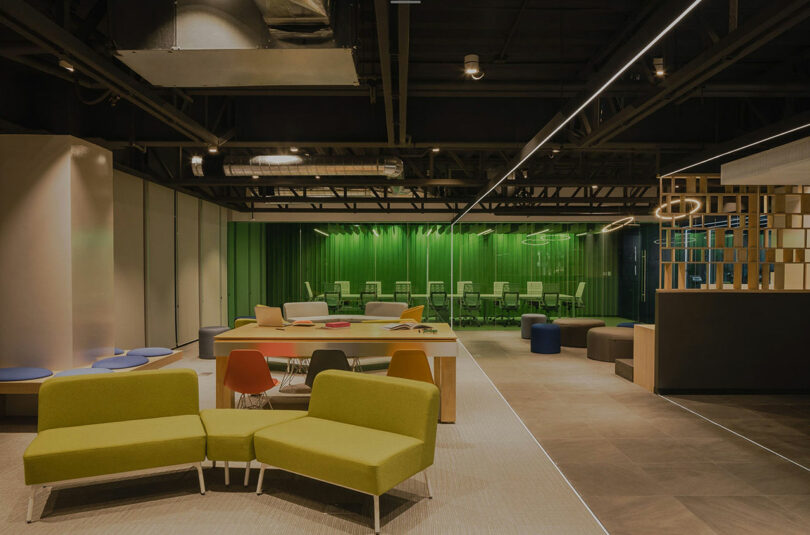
xmin=127 ymin=347 xmax=172 ymax=357
xmin=114 ymin=348 xmax=125 ymax=355
xmin=616 ymin=322 xmax=639 ymax=328
xmin=0 ymin=367 xmax=53 ymax=381
xmin=54 ymin=368 xmax=114 ymax=377
xmin=531 ymin=323 xmax=561 ymax=354
xmin=92 ymin=355 xmax=149 ymax=369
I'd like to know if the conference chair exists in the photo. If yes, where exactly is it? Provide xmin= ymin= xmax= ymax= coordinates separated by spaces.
xmin=526 ymin=281 xmax=543 ymax=310
xmin=394 ymin=282 xmax=411 ymax=305
xmin=387 ymin=349 xmax=434 ymax=384
xmin=542 ymin=292 xmax=560 ymax=321
xmin=572 ymin=281 xmax=586 ymax=316
xmin=428 ymin=282 xmax=448 ymax=321
xmin=459 ymin=283 xmax=481 ymax=326
xmin=360 ymin=282 xmax=378 ymax=308
xmin=400 ymin=305 xmax=424 ymax=322
xmin=498 ymin=289 xmax=520 ymax=325
xmin=277 ymin=349 xmax=351 ymax=398
xmin=224 ymin=350 xmax=279 ymax=409
xmin=304 ymin=281 xmax=314 ymax=301
xmin=324 ymin=283 xmax=342 ymax=313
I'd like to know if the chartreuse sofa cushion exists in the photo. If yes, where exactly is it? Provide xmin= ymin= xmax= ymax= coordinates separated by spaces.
xmin=254 ymin=370 xmax=439 ymax=496
xmin=200 ymin=409 xmax=306 ymax=462
xmin=24 ymin=369 xmax=205 ymax=485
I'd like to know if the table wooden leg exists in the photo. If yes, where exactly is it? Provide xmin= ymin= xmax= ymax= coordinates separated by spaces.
xmin=215 ymin=355 xmax=234 ymax=408
xmin=433 ymin=356 xmax=456 ymax=423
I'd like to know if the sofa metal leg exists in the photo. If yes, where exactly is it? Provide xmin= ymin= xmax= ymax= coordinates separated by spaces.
xmin=243 ymin=461 xmax=251 ymax=487
xmin=423 ymin=470 xmax=433 ymax=499
xmin=196 ymin=463 xmax=206 ymax=495
xmin=373 ymin=495 xmax=380 ymax=534
xmin=256 ymin=464 xmax=266 ymax=495
xmin=26 ymin=486 xmax=35 ymax=523
xmin=224 ymin=461 xmax=230 ymax=486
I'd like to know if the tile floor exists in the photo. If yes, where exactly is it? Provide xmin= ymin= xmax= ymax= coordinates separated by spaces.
xmin=460 ymin=330 xmax=810 ymax=535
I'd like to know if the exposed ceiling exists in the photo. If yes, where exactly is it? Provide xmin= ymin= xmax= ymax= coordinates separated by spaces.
xmin=1 ymin=0 xmax=809 ymax=218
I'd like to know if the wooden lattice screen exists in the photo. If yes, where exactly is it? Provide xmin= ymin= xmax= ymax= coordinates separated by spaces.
xmin=658 ymin=174 xmax=810 ymax=290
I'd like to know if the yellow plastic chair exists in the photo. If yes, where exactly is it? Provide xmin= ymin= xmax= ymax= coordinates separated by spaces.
xmin=400 ymin=305 xmax=424 ymax=322
xmin=387 ymin=349 xmax=434 ymax=384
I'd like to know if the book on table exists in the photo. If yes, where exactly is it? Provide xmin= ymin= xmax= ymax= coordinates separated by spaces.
xmin=382 ymin=323 xmax=433 ymax=331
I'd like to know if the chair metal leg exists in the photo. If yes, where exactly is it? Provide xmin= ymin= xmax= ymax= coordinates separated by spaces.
xmin=26 ymin=485 xmax=35 ymax=523
xmin=423 ymin=470 xmax=433 ymax=499
xmin=197 ymin=463 xmax=206 ymax=495
xmin=243 ymin=460 xmax=251 ymax=486
xmin=256 ymin=464 xmax=266 ymax=495
xmin=224 ymin=461 xmax=230 ymax=486
xmin=373 ymin=495 xmax=380 ymax=534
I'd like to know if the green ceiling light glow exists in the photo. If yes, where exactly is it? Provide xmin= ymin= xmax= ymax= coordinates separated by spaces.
xmin=313 ymin=228 xmax=329 ymax=237
xmin=526 ymin=229 xmax=550 ymax=237
xmin=477 ymin=228 xmax=494 ymax=236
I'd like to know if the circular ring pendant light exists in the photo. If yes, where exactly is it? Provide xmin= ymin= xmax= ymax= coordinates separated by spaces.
xmin=601 ymin=216 xmax=635 ymax=233
xmin=654 ymin=198 xmax=702 ymax=220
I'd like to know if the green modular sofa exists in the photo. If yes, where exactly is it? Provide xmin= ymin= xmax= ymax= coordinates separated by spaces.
xmin=254 ymin=369 xmax=440 ymax=534
xmin=23 ymin=369 xmax=207 ymax=523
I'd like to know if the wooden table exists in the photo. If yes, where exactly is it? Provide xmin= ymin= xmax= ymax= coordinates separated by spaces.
xmin=214 ymin=323 xmax=459 ymax=423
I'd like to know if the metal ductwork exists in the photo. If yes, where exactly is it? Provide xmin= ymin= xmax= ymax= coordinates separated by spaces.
xmin=194 ymin=156 xmax=404 ymax=178
xmin=109 ymin=0 xmax=358 ymax=87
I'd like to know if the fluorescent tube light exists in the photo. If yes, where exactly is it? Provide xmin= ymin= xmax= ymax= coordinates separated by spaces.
xmin=526 ymin=228 xmax=550 ymax=237
xmin=453 ymin=0 xmax=703 ymax=224
xmin=661 ymin=121 xmax=810 ymax=177
xmin=477 ymin=228 xmax=494 ymax=236
xmin=314 ymin=228 xmax=329 ymax=237
xmin=250 ymin=155 xmax=303 ymax=165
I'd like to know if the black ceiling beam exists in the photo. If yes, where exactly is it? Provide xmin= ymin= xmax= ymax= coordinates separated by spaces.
xmin=373 ymin=0 xmax=395 ymax=145
xmin=210 ymin=195 xmax=658 ymax=205
xmin=580 ymin=0 xmax=810 ymax=147
xmin=0 ymin=0 xmax=219 ymax=146
xmin=397 ymin=4 xmax=409 ymax=145
xmin=177 ymin=177 xmax=656 ymax=188
xmin=451 ymin=0 xmax=702 ymax=223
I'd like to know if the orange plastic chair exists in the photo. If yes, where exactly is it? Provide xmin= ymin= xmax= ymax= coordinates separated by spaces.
xmin=400 ymin=305 xmax=424 ymax=322
xmin=224 ymin=349 xmax=279 ymax=409
xmin=387 ymin=349 xmax=434 ymax=384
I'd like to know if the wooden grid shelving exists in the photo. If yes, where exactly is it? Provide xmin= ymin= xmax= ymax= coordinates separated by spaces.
xmin=658 ymin=175 xmax=810 ymax=291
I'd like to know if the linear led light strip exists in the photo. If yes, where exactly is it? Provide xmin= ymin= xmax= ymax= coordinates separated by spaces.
xmin=661 ymin=121 xmax=810 ymax=177
xmin=452 ymin=0 xmax=704 ymax=224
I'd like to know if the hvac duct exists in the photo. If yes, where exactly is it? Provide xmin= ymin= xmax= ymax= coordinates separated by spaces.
xmin=193 ymin=156 xmax=404 ymax=178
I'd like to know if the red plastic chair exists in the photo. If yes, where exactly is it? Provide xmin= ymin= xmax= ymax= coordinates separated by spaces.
xmin=224 ymin=349 xmax=279 ymax=409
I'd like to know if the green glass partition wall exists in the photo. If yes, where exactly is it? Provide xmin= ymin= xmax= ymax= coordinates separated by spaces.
xmin=228 ymin=222 xmax=620 ymax=325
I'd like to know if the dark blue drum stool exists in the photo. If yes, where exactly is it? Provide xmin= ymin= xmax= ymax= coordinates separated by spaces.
xmin=530 ymin=323 xmax=561 ymax=354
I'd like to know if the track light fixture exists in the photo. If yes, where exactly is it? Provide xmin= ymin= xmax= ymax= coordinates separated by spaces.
xmin=653 ymin=57 xmax=665 ymax=77
xmin=464 ymin=54 xmax=485 ymax=80
xmin=207 ymin=145 xmax=219 ymax=154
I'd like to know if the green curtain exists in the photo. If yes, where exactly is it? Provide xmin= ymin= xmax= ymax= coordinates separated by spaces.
xmin=228 ymin=222 xmax=621 ymax=317
xmin=227 ymin=222 xmax=266 ymax=326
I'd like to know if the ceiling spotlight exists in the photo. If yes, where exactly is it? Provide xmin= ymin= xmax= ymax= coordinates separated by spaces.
xmin=250 ymin=154 xmax=303 ymax=165
xmin=290 ymin=146 xmax=299 ymax=153
xmin=251 ymin=175 xmax=259 ymax=180
xmin=654 ymin=57 xmax=665 ymax=77
xmin=591 ymin=184 xmax=598 ymax=189
xmin=191 ymin=155 xmax=203 ymax=165
xmin=207 ymin=145 xmax=219 ymax=154
xmin=464 ymin=54 xmax=485 ymax=80
xmin=431 ymin=147 xmax=441 ymax=153
xmin=552 ymin=147 xmax=561 ymax=154
xmin=58 ymin=59 xmax=75 ymax=72
xmin=314 ymin=175 xmax=321 ymax=180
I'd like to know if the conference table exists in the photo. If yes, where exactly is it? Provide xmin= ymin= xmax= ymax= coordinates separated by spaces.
xmin=214 ymin=322 xmax=458 ymax=423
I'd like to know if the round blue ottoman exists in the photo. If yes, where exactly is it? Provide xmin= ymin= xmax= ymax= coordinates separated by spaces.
xmin=531 ymin=323 xmax=561 ymax=354
xmin=127 ymin=347 xmax=172 ymax=357
xmin=114 ymin=348 xmax=125 ymax=355
xmin=54 ymin=368 xmax=114 ymax=377
xmin=0 ymin=367 xmax=52 ymax=381
xmin=616 ymin=322 xmax=639 ymax=328
xmin=92 ymin=355 xmax=149 ymax=369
